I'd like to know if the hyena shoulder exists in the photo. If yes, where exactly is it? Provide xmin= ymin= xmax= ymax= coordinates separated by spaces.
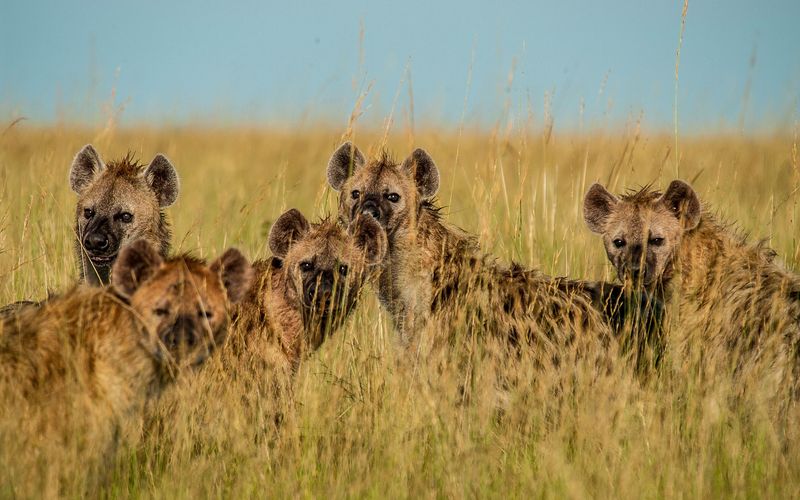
xmin=228 ymin=257 xmax=297 ymax=375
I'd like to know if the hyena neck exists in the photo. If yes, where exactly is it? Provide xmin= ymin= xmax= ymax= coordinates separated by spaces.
xmin=81 ymin=257 xmax=111 ymax=286
xmin=156 ymin=212 xmax=172 ymax=257
xmin=227 ymin=258 xmax=299 ymax=372
xmin=266 ymin=259 xmax=310 ymax=365
xmin=122 ymin=330 xmax=164 ymax=405
xmin=675 ymin=212 xmax=747 ymax=300
xmin=379 ymin=203 xmax=478 ymax=341
xmin=82 ymin=293 xmax=162 ymax=413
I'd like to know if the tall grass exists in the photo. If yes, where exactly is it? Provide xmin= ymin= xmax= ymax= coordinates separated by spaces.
xmin=0 ymin=124 xmax=799 ymax=497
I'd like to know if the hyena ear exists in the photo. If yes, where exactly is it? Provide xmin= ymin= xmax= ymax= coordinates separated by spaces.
xmin=659 ymin=180 xmax=701 ymax=230
xmin=144 ymin=154 xmax=180 ymax=207
xmin=268 ymin=209 xmax=311 ymax=258
xmin=69 ymin=144 xmax=105 ymax=194
xmin=583 ymin=183 xmax=619 ymax=234
xmin=327 ymin=142 xmax=366 ymax=191
xmin=211 ymin=248 xmax=253 ymax=304
xmin=401 ymin=148 xmax=440 ymax=199
xmin=349 ymin=214 xmax=387 ymax=265
xmin=112 ymin=239 xmax=164 ymax=298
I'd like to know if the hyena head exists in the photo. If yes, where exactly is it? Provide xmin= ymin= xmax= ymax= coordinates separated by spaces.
xmin=112 ymin=239 xmax=253 ymax=371
xmin=583 ymin=180 xmax=701 ymax=289
xmin=268 ymin=209 xmax=386 ymax=345
xmin=69 ymin=144 xmax=180 ymax=286
xmin=326 ymin=142 xmax=440 ymax=243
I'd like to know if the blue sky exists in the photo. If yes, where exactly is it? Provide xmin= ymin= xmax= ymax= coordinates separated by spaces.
xmin=1 ymin=1 xmax=798 ymax=132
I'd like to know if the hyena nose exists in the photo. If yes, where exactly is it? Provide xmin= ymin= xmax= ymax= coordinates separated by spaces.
xmin=361 ymin=201 xmax=381 ymax=221
xmin=629 ymin=244 xmax=643 ymax=263
xmin=307 ymin=277 xmax=334 ymax=305
xmin=363 ymin=206 xmax=380 ymax=220
xmin=308 ymin=285 xmax=332 ymax=304
xmin=84 ymin=232 xmax=110 ymax=252
xmin=163 ymin=316 xmax=198 ymax=350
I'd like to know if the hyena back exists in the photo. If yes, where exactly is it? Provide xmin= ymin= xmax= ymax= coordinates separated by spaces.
xmin=69 ymin=144 xmax=180 ymax=285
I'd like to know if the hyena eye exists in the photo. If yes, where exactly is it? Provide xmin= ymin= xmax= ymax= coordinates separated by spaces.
xmin=649 ymin=237 xmax=664 ymax=246
xmin=299 ymin=261 xmax=314 ymax=272
xmin=386 ymin=193 xmax=401 ymax=203
xmin=338 ymin=264 xmax=348 ymax=277
xmin=612 ymin=238 xmax=626 ymax=249
xmin=84 ymin=207 xmax=95 ymax=219
xmin=351 ymin=190 xmax=360 ymax=200
xmin=198 ymin=310 xmax=213 ymax=320
xmin=117 ymin=212 xmax=134 ymax=223
xmin=154 ymin=307 xmax=169 ymax=317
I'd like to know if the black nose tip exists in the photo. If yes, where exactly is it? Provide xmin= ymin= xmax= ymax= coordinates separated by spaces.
xmin=362 ymin=206 xmax=380 ymax=220
xmin=307 ymin=286 xmax=333 ymax=305
xmin=163 ymin=328 xmax=197 ymax=350
xmin=184 ymin=331 xmax=197 ymax=348
xmin=85 ymin=232 xmax=109 ymax=251
xmin=163 ymin=316 xmax=198 ymax=350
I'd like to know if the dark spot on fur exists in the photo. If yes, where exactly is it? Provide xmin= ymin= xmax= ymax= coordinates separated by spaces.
xmin=502 ymin=296 xmax=513 ymax=315
xmin=507 ymin=326 xmax=520 ymax=348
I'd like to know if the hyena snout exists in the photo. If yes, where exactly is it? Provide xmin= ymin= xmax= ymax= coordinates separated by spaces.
xmin=359 ymin=195 xmax=384 ymax=222
xmin=85 ymin=232 xmax=110 ymax=252
xmin=161 ymin=314 xmax=202 ymax=350
xmin=626 ymin=244 xmax=644 ymax=277
xmin=619 ymin=244 xmax=656 ymax=285
xmin=305 ymin=271 xmax=336 ymax=308
xmin=82 ymin=217 xmax=119 ymax=259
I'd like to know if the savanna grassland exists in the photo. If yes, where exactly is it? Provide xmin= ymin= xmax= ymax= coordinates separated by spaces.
xmin=1 ymin=122 xmax=799 ymax=498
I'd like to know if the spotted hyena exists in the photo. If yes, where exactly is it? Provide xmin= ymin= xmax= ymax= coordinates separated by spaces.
xmin=229 ymin=208 xmax=386 ymax=376
xmin=69 ymin=144 xmax=180 ymax=285
xmin=584 ymin=180 xmax=800 ymax=396
xmin=0 ymin=239 xmax=252 ymax=466
xmin=326 ymin=143 xmax=643 ymax=370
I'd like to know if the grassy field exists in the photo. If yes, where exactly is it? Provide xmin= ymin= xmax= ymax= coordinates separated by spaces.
xmin=1 ymin=123 xmax=799 ymax=497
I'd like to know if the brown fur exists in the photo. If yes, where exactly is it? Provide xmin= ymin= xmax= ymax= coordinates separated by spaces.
xmin=328 ymin=143 xmax=618 ymax=369
xmin=584 ymin=180 xmax=800 ymax=397
xmin=70 ymin=145 xmax=179 ymax=286
xmin=0 ymin=241 xmax=251 ymax=469
xmin=227 ymin=211 xmax=386 ymax=378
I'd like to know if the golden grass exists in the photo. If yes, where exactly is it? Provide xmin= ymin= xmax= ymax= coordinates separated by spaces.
xmin=1 ymin=124 xmax=799 ymax=497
